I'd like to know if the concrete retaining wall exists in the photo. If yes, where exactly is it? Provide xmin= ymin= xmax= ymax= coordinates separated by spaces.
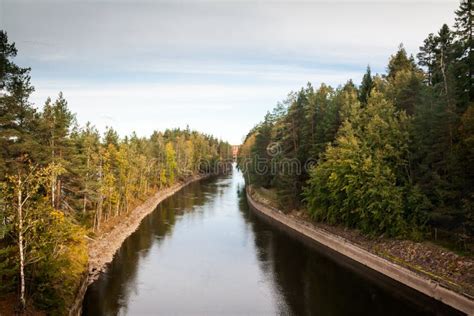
xmin=246 ymin=188 xmax=473 ymax=315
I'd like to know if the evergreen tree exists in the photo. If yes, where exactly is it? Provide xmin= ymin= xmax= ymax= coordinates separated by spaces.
xmin=0 ymin=31 xmax=234 ymax=310
xmin=69 ymin=123 xmax=101 ymax=220
xmin=239 ymin=4 xmax=473 ymax=242
xmin=250 ymin=113 xmax=273 ymax=187
xmin=434 ymin=24 xmax=455 ymax=104
xmin=304 ymin=91 xmax=424 ymax=236
xmin=387 ymin=44 xmax=418 ymax=81
xmin=358 ymin=65 xmax=374 ymax=104
xmin=0 ymin=31 xmax=38 ymax=176
xmin=459 ymin=105 xmax=474 ymax=236
xmin=417 ymin=34 xmax=437 ymax=85
xmin=453 ymin=0 xmax=473 ymax=104
xmin=307 ymin=83 xmax=338 ymax=157
xmin=386 ymin=45 xmax=424 ymax=114
xmin=274 ymin=90 xmax=309 ymax=208
xmin=40 ymin=93 xmax=75 ymax=209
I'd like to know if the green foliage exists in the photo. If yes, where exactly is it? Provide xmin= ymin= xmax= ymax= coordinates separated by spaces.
xmin=358 ymin=65 xmax=374 ymax=104
xmin=304 ymin=92 xmax=424 ymax=237
xmin=453 ymin=0 xmax=473 ymax=104
xmin=31 ymin=209 xmax=88 ymax=314
xmin=386 ymin=44 xmax=419 ymax=81
xmin=458 ymin=104 xmax=474 ymax=234
xmin=250 ymin=112 xmax=273 ymax=187
xmin=0 ymin=245 xmax=17 ymax=294
xmin=165 ymin=142 xmax=177 ymax=185
xmin=240 ymin=2 xmax=473 ymax=243
xmin=238 ymin=84 xmax=343 ymax=210
xmin=386 ymin=45 xmax=424 ymax=115
xmin=0 ymin=30 xmax=38 ymax=177
xmin=0 ymin=31 xmax=233 ymax=311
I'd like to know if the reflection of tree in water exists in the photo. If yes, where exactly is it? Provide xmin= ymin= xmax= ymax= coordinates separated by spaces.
xmin=236 ymin=187 xmax=458 ymax=316
xmin=83 ymin=179 xmax=219 ymax=316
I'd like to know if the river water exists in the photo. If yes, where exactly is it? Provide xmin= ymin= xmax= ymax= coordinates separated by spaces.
xmin=82 ymin=167 xmax=461 ymax=315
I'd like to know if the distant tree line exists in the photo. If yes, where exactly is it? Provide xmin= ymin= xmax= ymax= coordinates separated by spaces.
xmin=239 ymin=1 xmax=473 ymax=241
xmin=0 ymin=31 xmax=232 ymax=312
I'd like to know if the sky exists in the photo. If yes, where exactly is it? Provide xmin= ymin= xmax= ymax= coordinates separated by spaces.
xmin=0 ymin=0 xmax=459 ymax=144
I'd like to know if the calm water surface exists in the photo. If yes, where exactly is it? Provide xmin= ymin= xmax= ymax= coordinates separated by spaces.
xmin=83 ymin=167 xmax=461 ymax=316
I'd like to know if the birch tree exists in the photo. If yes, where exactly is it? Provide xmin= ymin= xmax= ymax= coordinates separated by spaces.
xmin=1 ymin=162 xmax=54 ymax=309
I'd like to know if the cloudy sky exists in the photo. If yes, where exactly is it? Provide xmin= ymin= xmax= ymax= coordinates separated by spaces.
xmin=0 ymin=0 xmax=459 ymax=144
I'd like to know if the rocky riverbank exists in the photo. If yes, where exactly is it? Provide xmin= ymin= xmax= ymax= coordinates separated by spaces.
xmin=67 ymin=174 xmax=211 ymax=315
xmin=87 ymin=173 xmax=210 ymax=283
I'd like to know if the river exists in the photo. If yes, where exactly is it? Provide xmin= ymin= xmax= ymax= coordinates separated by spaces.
xmin=82 ymin=167 xmax=461 ymax=315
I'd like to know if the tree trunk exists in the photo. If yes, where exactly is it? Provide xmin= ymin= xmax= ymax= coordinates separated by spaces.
xmin=469 ymin=0 xmax=473 ymax=101
xmin=17 ymin=177 xmax=26 ymax=310
xmin=83 ymin=195 xmax=87 ymax=214
xmin=51 ymin=131 xmax=55 ymax=208
xmin=51 ymin=174 xmax=55 ymax=208
xmin=96 ymin=200 xmax=102 ymax=231
xmin=83 ymin=155 xmax=90 ymax=214
xmin=57 ymin=178 xmax=61 ymax=209
xmin=440 ymin=48 xmax=450 ymax=106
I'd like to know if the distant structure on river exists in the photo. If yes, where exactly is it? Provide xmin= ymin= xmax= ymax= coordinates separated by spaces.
xmin=232 ymin=145 xmax=240 ymax=161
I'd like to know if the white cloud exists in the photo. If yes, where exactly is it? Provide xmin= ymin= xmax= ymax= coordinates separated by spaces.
xmin=30 ymin=81 xmax=294 ymax=143
xmin=2 ymin=0 xmax=460 ymax=143
xmin=3 ymin=1 xmax=458 ymax=65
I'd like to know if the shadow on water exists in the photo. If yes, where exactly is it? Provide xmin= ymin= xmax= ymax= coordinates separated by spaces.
xmin=83 ymin=169 xmax=462 ymax=316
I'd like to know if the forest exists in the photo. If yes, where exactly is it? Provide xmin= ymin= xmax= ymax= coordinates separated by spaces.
xmin=0 ymin=31 xmax=232 ymax=312
xmin=238 ymin=1 xmax=473 ymax=241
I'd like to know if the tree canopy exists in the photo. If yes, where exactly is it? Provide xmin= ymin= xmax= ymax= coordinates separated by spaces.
xmin=239 ymin=2 xmax=473 ymax=244
xmin=0 ymin=30 xmax=232 ymax=312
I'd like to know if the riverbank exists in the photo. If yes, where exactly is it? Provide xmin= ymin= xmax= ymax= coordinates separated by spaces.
xmin=87 ymin=173 xmax=210 ymax=283
xmin=66 ymin=173 xmax=211 ymax=315
xmin=0 ymin=175 xmax=211 ymax=316
xmin=246 ymin=186 xmax=474 ymax=315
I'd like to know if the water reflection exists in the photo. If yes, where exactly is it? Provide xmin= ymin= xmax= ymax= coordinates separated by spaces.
xmin=83 ymin=178 xmax=219 ymax=315
xmin=83 ymin=169 xmax=461 ymax=316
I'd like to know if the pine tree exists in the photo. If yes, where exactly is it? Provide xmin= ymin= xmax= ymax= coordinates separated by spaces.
xmin=387 ymin=44 xmax=418 ymax=81
xmin=0 ymin=31 xmax=38 ymax=176
xmin=40 ymin=93 xmax=75 ymax=209
xmin=69 ymin=123 xmax=101 ymax=222
xmin=434 ymin=24 xmax=456 ymax=107
xmin=417 ymin=34 xmax=437 ymax=85
xmin=273 ymin=90 xmax=308 ymax=208
xmin=458 ymin=105 xmax=474 ymax=236
xmin=305 ymin=91 xmax=423 ymax=236
xmin=386 ymin=45 xmax=424 ymax=114
xmin=251 ymin=112 xmax=273 ymax=187
xmin=358 ymin=65 xmax=374 ymax=104
xmin=453 ymin=0 xmax=473 ymax=104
